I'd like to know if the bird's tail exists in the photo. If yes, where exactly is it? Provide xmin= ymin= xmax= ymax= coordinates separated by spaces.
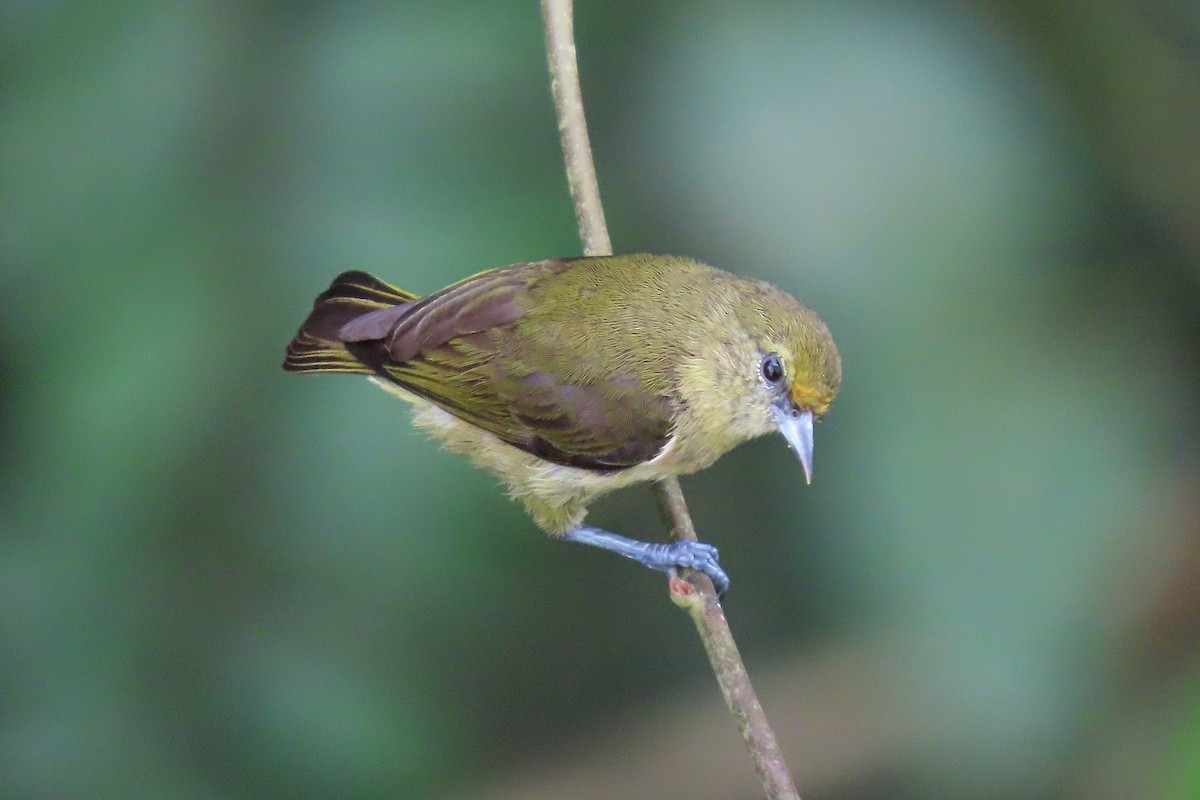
xmin=283 ymin=271 xmax=418 ymax=374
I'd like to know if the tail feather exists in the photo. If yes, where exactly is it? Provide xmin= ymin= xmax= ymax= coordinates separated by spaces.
xmin=283 ymin=271 xmax=418 ymax=374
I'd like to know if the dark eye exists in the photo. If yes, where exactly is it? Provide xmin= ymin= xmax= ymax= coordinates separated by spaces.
xmin=761 ymin=353 xmax=784 ymax=385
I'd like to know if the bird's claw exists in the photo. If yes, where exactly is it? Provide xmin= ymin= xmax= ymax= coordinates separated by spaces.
xmin=655 ymin=540 xmax=729 ymax=597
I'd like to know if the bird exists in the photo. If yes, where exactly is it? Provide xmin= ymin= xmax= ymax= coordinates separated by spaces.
xmin=283 ymin=254 xmax=841 ymax=594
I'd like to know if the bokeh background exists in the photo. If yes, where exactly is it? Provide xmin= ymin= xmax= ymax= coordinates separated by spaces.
xmin=3 ymin=1 xmax=1199 ymax=798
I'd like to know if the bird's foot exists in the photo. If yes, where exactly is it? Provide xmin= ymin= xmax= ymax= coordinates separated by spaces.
xmin=564 ymin=525 xmax=729 ymax=596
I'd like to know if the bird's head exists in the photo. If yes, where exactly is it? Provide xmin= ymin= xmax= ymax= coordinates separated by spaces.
xmin=731 ymin=283 xmax=841 ymax=483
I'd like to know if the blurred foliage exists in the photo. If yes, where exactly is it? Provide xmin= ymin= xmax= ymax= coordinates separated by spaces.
xmin=2 ymin=1 xmax=1199 ymax=799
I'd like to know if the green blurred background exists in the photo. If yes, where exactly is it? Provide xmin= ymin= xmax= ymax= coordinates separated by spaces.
xmin=3 ymin=1 xmax=1199 ymax=798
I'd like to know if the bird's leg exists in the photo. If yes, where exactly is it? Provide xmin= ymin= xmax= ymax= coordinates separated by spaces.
xmin=563 ymin=525 xmax=729 ymax=596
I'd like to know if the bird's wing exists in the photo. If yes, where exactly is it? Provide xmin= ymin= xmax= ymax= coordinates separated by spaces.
xmin=357 ymin=259 xmax=675 ymax=471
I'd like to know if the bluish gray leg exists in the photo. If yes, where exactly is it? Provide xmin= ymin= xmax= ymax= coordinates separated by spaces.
xmin=563 ymin=525 xmax=729 ymax=596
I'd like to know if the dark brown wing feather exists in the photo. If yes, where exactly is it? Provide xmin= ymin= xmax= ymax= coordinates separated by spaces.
xmin=385 ymin=264 xmax=536 ymax=360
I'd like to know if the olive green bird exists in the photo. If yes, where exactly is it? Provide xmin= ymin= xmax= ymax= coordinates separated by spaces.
xmin=283 ymin=254 xmax=841 ymax=594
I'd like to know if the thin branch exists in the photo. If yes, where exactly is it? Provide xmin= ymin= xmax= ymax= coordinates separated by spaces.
xmin=541 ymin=0 xmax=610 ymax=257
xmin=656 ymin=482 xmax=801 ymax=800
xmin=539 ymin=2 xmax=801 ymax=799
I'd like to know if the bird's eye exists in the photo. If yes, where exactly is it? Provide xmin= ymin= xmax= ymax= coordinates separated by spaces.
xmin=761 ymin=353 xmax=784 ymax=385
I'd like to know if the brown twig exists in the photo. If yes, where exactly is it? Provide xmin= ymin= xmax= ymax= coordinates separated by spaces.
xmin=541 ymin=0 xmax=610 ymax=258
xmin=539 ymin=2 xmax=802 ymax=798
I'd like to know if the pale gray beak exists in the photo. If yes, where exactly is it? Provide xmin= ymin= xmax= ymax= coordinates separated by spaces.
xmin=769 ymin=402 xmax=815 ymax=484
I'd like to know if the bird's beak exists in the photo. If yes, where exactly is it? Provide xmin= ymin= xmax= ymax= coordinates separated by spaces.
xmin=769 ymin=399 xmax=815 ymax=484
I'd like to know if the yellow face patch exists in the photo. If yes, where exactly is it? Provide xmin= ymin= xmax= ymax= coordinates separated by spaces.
xmin=790 ymin=379 xmax=835 ymax=417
